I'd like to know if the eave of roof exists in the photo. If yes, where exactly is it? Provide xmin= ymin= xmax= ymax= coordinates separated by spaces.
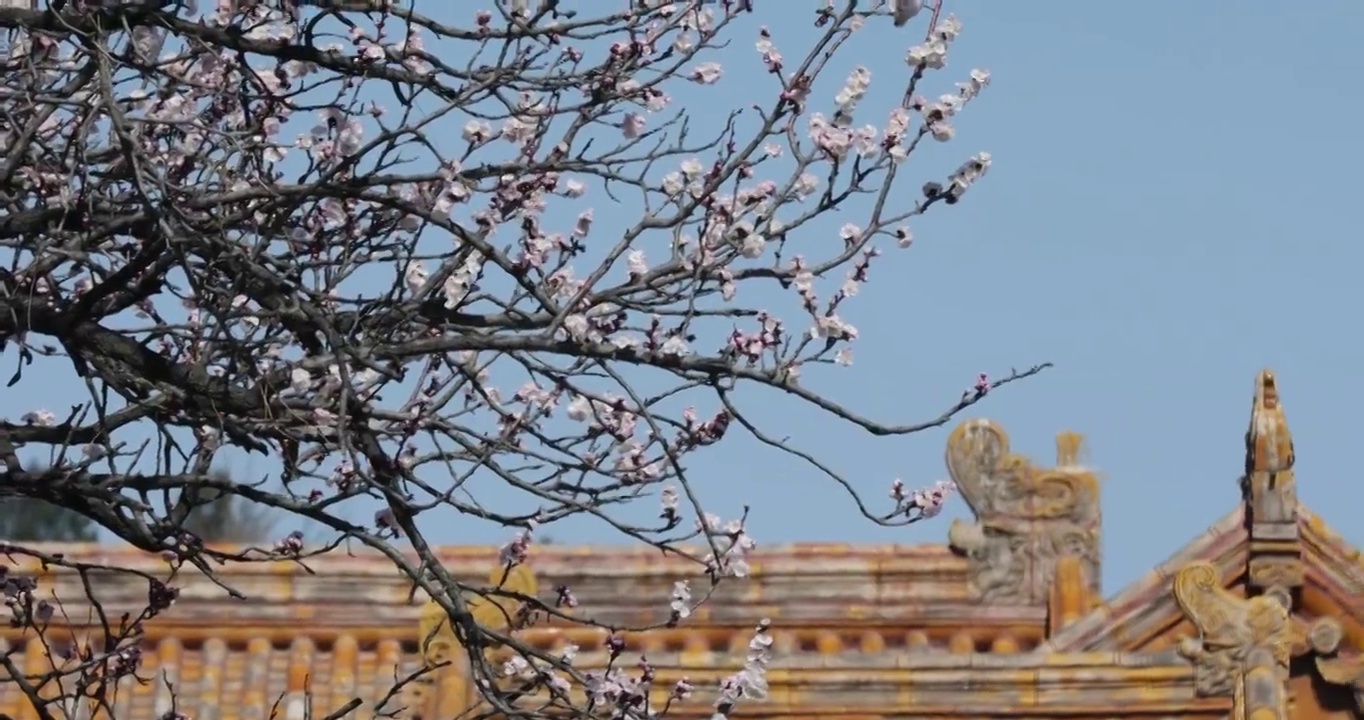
xmin=1040 ymin=505 xmax=1247 ymax=653
xmin=0 ymin=638 xmax=1213 ymax=720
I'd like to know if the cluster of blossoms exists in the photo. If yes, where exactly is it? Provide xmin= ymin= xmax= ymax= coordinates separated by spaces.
xmin=550 ymin=618 xmax=769 ymax=720
xmin=2 ymin=567 xmax=48 ymax=627
xmin=698 ymin=513 xmax=757 ymax=579
xmin=660 ymin=486 xmax=682 ymax=525
xmin=668 ymin=580 xmax=694 ymax=624
xmin=715 ymin=619 xmax=775 ymax=717
xmin=580 ymin=654 xmax=664 ymax=716
xmin=501 ymin=649 xmax=575 ymax=699
xmin=0 ymin=0 xmax=1028 ymax=717
xmin=0 ymin=555 xmax=176 ymax=712
xmin=891 ymin=478 xmax=958 ymax=520
xmin=500 ymin=527 xmax=536 ymax=566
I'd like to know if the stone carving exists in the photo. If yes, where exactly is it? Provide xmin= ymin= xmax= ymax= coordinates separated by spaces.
xmin=1306 ymin=616 xmax=1364 ymax=711
xmin=1244 ymin=369 xmax=1296 ymax=479
xmin=946 ymin=419 xmax=1101 ymax=605
xmin=1171 ymin=561 xmax=1291 ymax=720
xmin=1241 ymin=369 xmax=1303 ymax=592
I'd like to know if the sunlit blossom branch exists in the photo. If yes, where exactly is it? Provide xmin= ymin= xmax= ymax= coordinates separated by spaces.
xmin=0 ymin=0 xmax=1043 ymax=718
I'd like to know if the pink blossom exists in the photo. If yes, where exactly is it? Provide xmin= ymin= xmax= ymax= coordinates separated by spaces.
xmin=911 ymin=480 xmax=957 ymax=519
xmin=622 ymin=112 xmax=646 ymax=139
xmin=500 ymin=529 xmax=534 ymax=566
xmin=690 ymin=62 xmax=723 ymax=84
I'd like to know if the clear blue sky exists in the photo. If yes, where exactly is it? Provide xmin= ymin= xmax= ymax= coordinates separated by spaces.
xmin=13 ymin=1 xmax=1364 ymax=596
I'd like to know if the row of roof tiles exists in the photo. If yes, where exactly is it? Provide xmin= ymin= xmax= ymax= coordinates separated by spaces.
xmin=0 ymin=630 xmax=1202 ymax=720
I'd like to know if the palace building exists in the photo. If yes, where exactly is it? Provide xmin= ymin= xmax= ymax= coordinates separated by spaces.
xmin=3 ymin=370 xmax=1363 ymax=720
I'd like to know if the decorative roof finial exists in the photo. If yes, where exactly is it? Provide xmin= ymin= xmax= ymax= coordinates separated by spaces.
xmin=1243 ymin=369 xmax=1302 ymax=593
xmin=1245 ymin=369 xmax=1295 ymax=479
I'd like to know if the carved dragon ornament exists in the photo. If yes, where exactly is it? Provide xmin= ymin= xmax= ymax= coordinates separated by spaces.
xmin=1171 ymin=562 xmax=1292 ymax=720
xmin=945 ymin=419 xmax=1101 ymax=605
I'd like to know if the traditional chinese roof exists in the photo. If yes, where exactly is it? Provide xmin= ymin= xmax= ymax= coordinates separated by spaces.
xmin=0 ymin=543 xmax=1051 ymax=720
xmin=3 ymin=369 xmax=1364 ymax=720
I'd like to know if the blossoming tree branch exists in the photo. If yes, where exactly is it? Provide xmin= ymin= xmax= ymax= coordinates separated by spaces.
xmin=0 ymin=0 xmax=1048 ymax=718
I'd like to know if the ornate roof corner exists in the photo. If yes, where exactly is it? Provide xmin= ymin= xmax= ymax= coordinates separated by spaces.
xmin=1038 ymin=507 xmax=1248 ymax=654
xmin=1243 ymin=369 xmax=1303 ymax=593
xmin=1171 ymin=561 xmax=1293 ymax=719
xmin=1305 ymin=616 xmax=1364 ymax=713
xmin=945 ymin=419 xmax=1101 ymax=606
xmin=414 ymin=562 xmax=539 ymax=720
